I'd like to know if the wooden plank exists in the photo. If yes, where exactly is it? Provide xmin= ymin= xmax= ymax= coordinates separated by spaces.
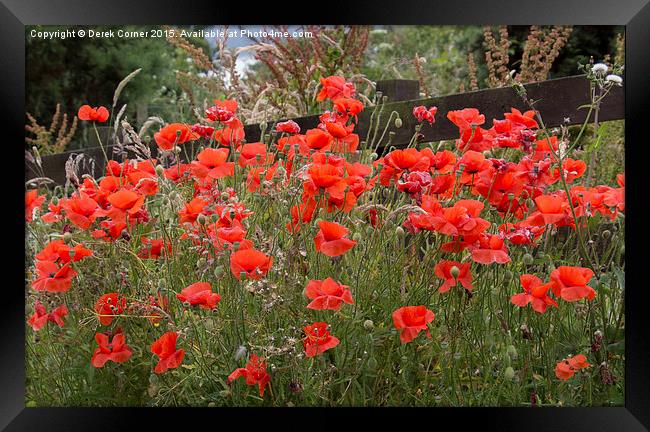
xmin=26 ymin=75 xmax=623 ymax=186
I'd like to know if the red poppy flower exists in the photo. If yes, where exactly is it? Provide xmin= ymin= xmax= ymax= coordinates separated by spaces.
xmin=94 ymin=293 xmax=127 ymax=326
xmin=555 ymin=354 xmax=590 ymax=381
xmin=178 ymin=197 xmax=209 ymax=224
xmin=41 ymin=199 xmax=64 ymax=223
xmin=305 ymin=128 xmax=333 ymax=151
xmin=317 ymin=76 xmax=355 ymax=102
xmin=230 ymin=249 xmax=273 ymax=280
xmin=25 ymin=190 xmax=46 ymax=222
xmin=78 ymin=105 xmax=109 ymax=122
xmin=32 ymin=260 xmax=78 ymax=293
xmin=303 ymin=322 xmax=340 ymax=358
xmin=151 ymin=331 xmax=186 ymax=374
xmin=434 ymin=261 xmax=473 ymax=293
xmin=447 ymin=108 xmax=485 ymax=130
xmin=228 ymin=354 xmax=271 ymax=397
xmin=154 ymin=123 xmax=199 ymax=151
xmin=238 ymin=142 xmax=271 ymax=168
xmin=511 ymin=274 xmax=558 ymax=313
xmin=60 ymin=193 xmax=99 ymax=230
xmin=556 ymin=158 xmax=587 ymax=183
xmin=138 ymin=237 xmax=172 ymax=259
xmin=276 ymin=120 xmax=301 ymax=134
xmin=304 ymin=278 xmax=354 ymax=311
xmin=470 ymin=233 xmax=511 ymax=264
xmin=413 ymin=105 xmax=438 ymax=124
xmin=191 ymin=148 xmax=234 ymax=179
xmin=392 ymin=305 xmax=435 ymax=344
xmin=333 ymin=97 xmax=364 ymax=119
xmin=35 ymin=240 xmax=93 ymax=263
xmin=107 ymin=189 xmax=145 ymax=215
xmin=91 ymin=332 xmax=133 ymax=367
xmin=550 ymin=266 xmax=596 ymax=302
xmin=27 ymin=301 xmax=68 ymax=331
xmin=176 ymin=282 xmax=221 ymax=310
xmin=314 ymin=220 xmax=357 ymax=257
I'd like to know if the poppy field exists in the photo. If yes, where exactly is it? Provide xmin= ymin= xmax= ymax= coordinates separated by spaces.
xmin=25 ymin=68 xmax=625 ymax=407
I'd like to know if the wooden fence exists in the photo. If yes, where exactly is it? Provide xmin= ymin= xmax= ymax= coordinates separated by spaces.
xmin=25 ymin=75 xmax=624 ymax=185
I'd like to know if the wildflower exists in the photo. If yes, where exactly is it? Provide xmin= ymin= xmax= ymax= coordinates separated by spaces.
xmin=32 ymin=261 xmax=78 ymax=293
xmin=176 ymin=282 xmax=221 ymax=310
xmin=470 ymin=233 xmax=511 ymax=265
xmin=392 ymin=306 xmax=435 ymax=344
xmin=35 ymin=240 xmax=92 ymax=263
xmin=94 ymin=293 xmax=127 ymax=326
xmin=317 ymin=76 xmax=355 ymax=102
xmin=78 ymin=105 xmax=109 ymax=122
xmin=550 ymin=266 xmax=596 ymax=302
xmin=413 ymin=105 xmax=438 ymax=124
xmin=313 ymin=221 xmax=356 ymax=257
xmin=304 ymin=278 xmax=354 ymax=311
xmin=511 ymin=274 xmax=558 ymax=313
xmin=434 ymin=261 xmax=473 ymax=293
xmin=228 ymin=354 xmax=271 ymax=397
xmin=276 ymin=120 xmax=301 ymax=134
xmin=25 ymin=190 xmax=46 ymax=222
xmin=151 ymin=332 xmax=185 ymax=374
xmin=555 ymin=354 xmax=590 ymax=381
xmin=591 ymin=63 xmax=608 ymax=74
xmin=229 ymin=248 xmax=273 ymax=280
xmin=303 ymin=322 xmax=340 ymax=357
xmin=605 ymin=74 xmax=623 ymax=85
xmin=154 ymin=123 xmax=199 ymax=151
xmin=27 ymin=301 xmax=68 ymax=331
xmin=91 ymin=332 xmax=133 ymax=367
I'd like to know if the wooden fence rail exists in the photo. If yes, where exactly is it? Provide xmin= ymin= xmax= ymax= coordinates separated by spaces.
xmin=25 ymin=75 xmax=624 ymax=185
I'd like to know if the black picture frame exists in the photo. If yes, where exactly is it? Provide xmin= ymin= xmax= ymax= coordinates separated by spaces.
xmin=3 ymin=0 xmax=649 ymax=430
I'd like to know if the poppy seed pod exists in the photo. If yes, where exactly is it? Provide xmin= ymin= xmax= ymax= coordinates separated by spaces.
xmin=523 ymin=253 xmax=534 ymax=265
xmin=363 ymin=319 xmax=374 ymax=331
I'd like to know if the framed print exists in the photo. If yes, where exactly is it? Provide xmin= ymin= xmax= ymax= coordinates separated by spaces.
xmin=3 ymin=0 xmax=650 ymax=429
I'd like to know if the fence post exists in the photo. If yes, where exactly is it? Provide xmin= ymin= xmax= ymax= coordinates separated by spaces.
xmin=376 ymin=79 xmax=420 ymax=102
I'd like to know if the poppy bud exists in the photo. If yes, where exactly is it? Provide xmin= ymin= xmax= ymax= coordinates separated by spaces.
xmin=213 ymin=265 xmax=224 ymax=278
xmin=394 ymin=117 xmax=403 ymax=128
xmin=197 ymin=258 xmax=206 ymax=268
xmin=51 ymin=196 xmax=59 ymax=205
xmin=453 ymin=352 xmax=462 ymax=361
xmin=352 ymin=232 xmax=362 ymax=242
xmin=219 ymin=389 xmax=231 ymax=397
xmin=369 ymin=152 xmax=378 ymax=161
xmin=207 ymin=402 xmax=216 ymax=407
xmin=601 ymin=230 xmax=611 ymax=240
xmin=523 ymin=253 xmax=534 ymax=265
xmin=63 ymin=232 xmax=73 ymax=243
xmin=507 ymin=345 xmax=518 ymax=360
xmin=450 ymin=265 xmax=460 ymax=279
xmin=367 ymin=356 xmax=378 ymax=370
xmin=395 ymin=226 xmax=405 ymax=238
xmin=363 ymin=319 xmax=374 ymax=331
xmin=440 ymin=341 xmax=449 ymax=350
xmin=155 ymin=165 xmax=165 ymax=177
xmin=197 ymin=214 xmax=206 ymax=225
xmin=504 ymin=366 xmax=515 ymax=381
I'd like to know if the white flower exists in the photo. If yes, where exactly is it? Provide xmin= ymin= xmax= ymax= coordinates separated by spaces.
xmin=605 ymin=74 xmax=623 ymax=84
xmin=591 ymin=63 xmax=608 ymax=74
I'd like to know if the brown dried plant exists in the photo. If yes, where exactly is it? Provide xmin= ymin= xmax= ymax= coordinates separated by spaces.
xmin=478 ymin=25 xmax=573 ymax=89
xmin=25 ymin=104 xmax=78 ymax=155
